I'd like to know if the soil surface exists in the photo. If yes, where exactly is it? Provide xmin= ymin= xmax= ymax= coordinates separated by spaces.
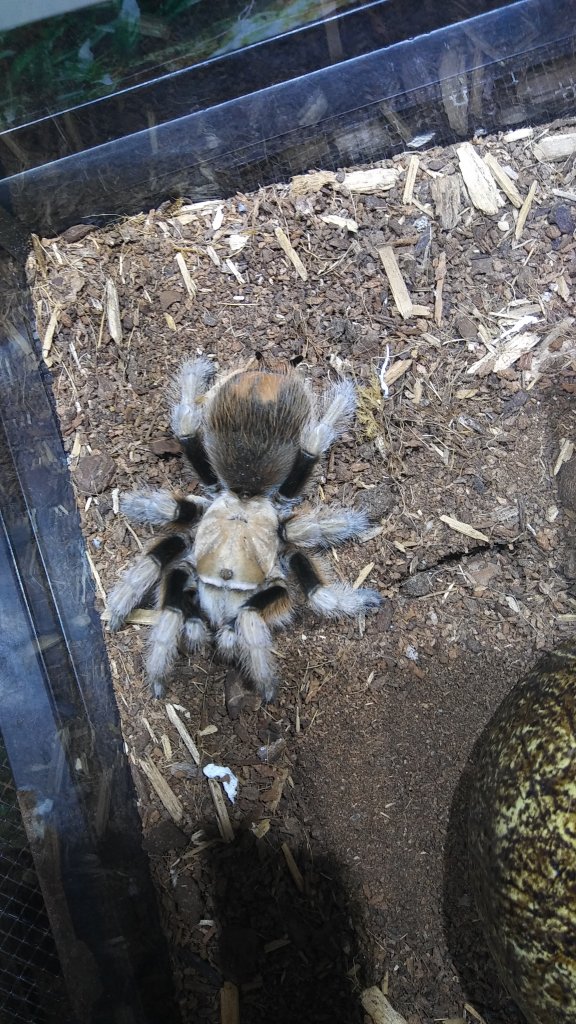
xmin=28 ymin=125 xmax=576 ymax=1024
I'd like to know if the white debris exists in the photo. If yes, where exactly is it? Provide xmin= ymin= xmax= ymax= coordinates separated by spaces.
xmin=379 ymin=344 xmax=392 ymax=397
xmin=203 ymin=763 xmax=239 ymax=804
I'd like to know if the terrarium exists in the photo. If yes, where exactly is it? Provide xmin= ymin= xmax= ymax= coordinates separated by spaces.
xmin=1 ymin=1 xmax=575 ymax=1022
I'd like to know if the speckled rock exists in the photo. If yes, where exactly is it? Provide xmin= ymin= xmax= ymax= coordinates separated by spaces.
xmin=469 ymin=644 xmax=576 ymax=1024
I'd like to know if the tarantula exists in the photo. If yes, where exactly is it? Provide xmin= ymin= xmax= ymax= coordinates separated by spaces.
xmin=107 ymin=358 xmax=381 ymax=701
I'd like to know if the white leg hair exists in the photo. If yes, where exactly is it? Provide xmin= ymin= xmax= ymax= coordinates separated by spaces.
xmin=308 ymin=584 xmax=381 ymax=618
xmin=301 ymin=379 xmax=356 ymax=456
xmin=236 ymin=610 xmax=277 ymax=701
xmin=216 ymin=610 xmax=278 ymax=701
xmin=121 ymin=489 xmax=209 ymax=526
xmin=170 ymin=356 xmax=215 ymax=439
xmin=215 ymin=624 xmax=237 ymax=661
xmin=183 ymin=617 xmax=209 ymax=651
xmin=146 ymin=608 xmax=183 ymax=697
xmin=283 ymin=507 xmax=370 ymax=548
xmin=107 ymin=557 xmax=160 ymax=631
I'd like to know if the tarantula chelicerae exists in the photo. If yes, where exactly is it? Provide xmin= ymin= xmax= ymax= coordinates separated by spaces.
xmin=107 ymin=358 xmax=381 ymax=701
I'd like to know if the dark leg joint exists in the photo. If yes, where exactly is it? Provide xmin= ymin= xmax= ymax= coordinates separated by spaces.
xmin=163 ymin=568 xmax=202 ymax=620
xmin=243 ymin=585 xmax=288 ymax=613
xmin=150 ymin=534 xmax=187 ymax=569
xmin=175 ymin=497 xmax=203 ymax=524
xmin=180 ymin=435 xmax=219 ymax=486
xmin=290 ymin=552 xmax=322 ymax=597
xmin=279 ymin=450 xmax=317 ymax=499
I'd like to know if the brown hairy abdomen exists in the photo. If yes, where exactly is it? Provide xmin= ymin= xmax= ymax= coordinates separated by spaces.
xmin=205 ymin=372 xmax=311 ymax=494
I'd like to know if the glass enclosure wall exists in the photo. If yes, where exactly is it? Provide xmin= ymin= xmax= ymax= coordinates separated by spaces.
xmin=0 ymin=1 xmax=575 ymax=1020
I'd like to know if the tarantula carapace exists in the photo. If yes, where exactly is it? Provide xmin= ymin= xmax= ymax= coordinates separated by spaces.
xmin=107 ymin=358 xmax=381 ymax=701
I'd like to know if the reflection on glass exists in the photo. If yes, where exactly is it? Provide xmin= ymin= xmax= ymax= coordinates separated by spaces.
xmin=0 ymin=0 xmax=364 ymax=131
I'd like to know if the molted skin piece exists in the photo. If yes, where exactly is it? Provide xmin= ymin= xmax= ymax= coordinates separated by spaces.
xmin=194 ymin=492 xmax=279 ymax=588
xmin=469 ymin=644 xmax=576 ymax=1024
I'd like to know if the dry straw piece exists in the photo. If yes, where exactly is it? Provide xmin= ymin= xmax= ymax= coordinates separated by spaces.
xmin=361 ymin=986 xmax=409 ymax=1024
xmin=274 ymin=226 xmax=308 ymax=280
xmin=483 ymin=153 xmax=523 ymax=208
xmin=105 ymin=277 xmax=122 ymax=343
xmin=440 ymin=515 xmax=490 ymax=543
xmin=515 ymin=180 xmax=538 ymax=240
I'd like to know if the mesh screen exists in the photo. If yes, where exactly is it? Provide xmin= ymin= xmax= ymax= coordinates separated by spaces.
xmin=0 ymin=741 xmax=71 ymax=1024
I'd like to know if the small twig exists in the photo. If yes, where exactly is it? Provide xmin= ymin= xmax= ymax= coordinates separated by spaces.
xmin=515 ymin=181 xmax=538 ymax=240
xmin=281 ymin=842 xmax=305 ymax=893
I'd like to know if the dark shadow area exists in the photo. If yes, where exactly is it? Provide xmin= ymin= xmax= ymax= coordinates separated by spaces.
xmin=443 ymin=729 xmax=524 ymax=1024
xmin=171 ymin=829 xmax=366 ymax=1024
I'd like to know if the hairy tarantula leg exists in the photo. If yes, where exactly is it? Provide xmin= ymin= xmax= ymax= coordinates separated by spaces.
xmin=234 ymin=609 xmax=278 ymax=703
xmin=242 ymin=584 xmax=293 ymax=627
xmin=147 ymin=568 xmax=208 ymax=698
xmin=170 ymin=358 xmax=219 ymax=486
xmin=120 ymin=489 xmax=209 ymax=527
xmin=107 ymin=534 xmax=187 ymax=632
xmin=290 ymin=551 xmax=381 ymax=618
xmin=282 ymin=507 xmax=371 ymax=549
xmin=279 ymin=379 xmax=356 ymax=499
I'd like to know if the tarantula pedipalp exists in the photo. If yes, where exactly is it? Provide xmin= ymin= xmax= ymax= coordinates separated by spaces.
xmin=107 ymin=358 xmax=381 ymax=701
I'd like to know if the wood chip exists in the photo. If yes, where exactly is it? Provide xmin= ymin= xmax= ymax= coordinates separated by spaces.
xmin=41 ymin=305 xmax=60 ymax=360
xmin=251 ymin=818 xmax=270 ymax=839
xmin=205 ymin=245 xmax=221 ymax=266
xmin=503 ymin=127 xmax=533 ymax=142
xmin=430 ymin=175 xmax=461 ymax=229
xmin=207 ymin=777 xmax=234 ymax=842
xmin=281 ymin=842 xmax=305 ymax=893
xmin=334 ymin=167 xmax=398 ymax=194
xmin=175 ymin=252 xmax=196 ymax=298
xmin=224 ymin=257 xmax=245 ymax=285
xmin=85 ymin=549 xmax=107 ymax=603
xmin=411 ymin=304 xmax=433 ymax=318
xmin=552 ymin=188 xmax=576 ymax=203
xmin=434 ymin=251 xmax=447 ymax=327
xmin=383 ymin=359 xmax=413 ymax=387
xmin=483 ymin=153 xmax=523 ymax=208
xmin=274 ymin=227 xmax=308 ymax=281
xmin=320 ymin=214 xmax=358 ymax=232
xmin=353 ymin=562 xmax=375 ymax=589
xmin=361 ymin=986 xmax=409 ymax=1024
xmin=464 ymin=1004 xmax=489 ymax=1024
xmin=166 ymin=703 xmax=200 ymax=765
xmin=456 ymin=142 xmax=503 ymax=215
xmin=493 ymin=331 xmax=540 ymax=372
xmin=212 ymin=205 xmax=224 ymax=230
xmin=220 ymin=981 xmax=239 ymax=1024
xmin=291 ymin=170 xmax=336 ymax=196
xmin=105 ymin=278 xmax=122 ymax=344
xmin=515 ymin=180 xmax=538 ymax=240
xmin=378 ymin=246 xmax=413 ymax=318
xmin=533 ymin=133 xmax=576 ymax=162
xmin=138 ymin=758 xmax=184 ymax=822
xmin=402 ymin=155 xmax=419 ymax=205
xmin=260 ymin=768 xmax=288 ymax=813
xmin=553 ymin=438 xmax=574 ymax=476
xmin=439 ymin=515 xmax=489 ymax=543
xmin=556 ymin=274 xmax=570 ymax=302
xmin=228 ymin=232 xmax=249 ymax=252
